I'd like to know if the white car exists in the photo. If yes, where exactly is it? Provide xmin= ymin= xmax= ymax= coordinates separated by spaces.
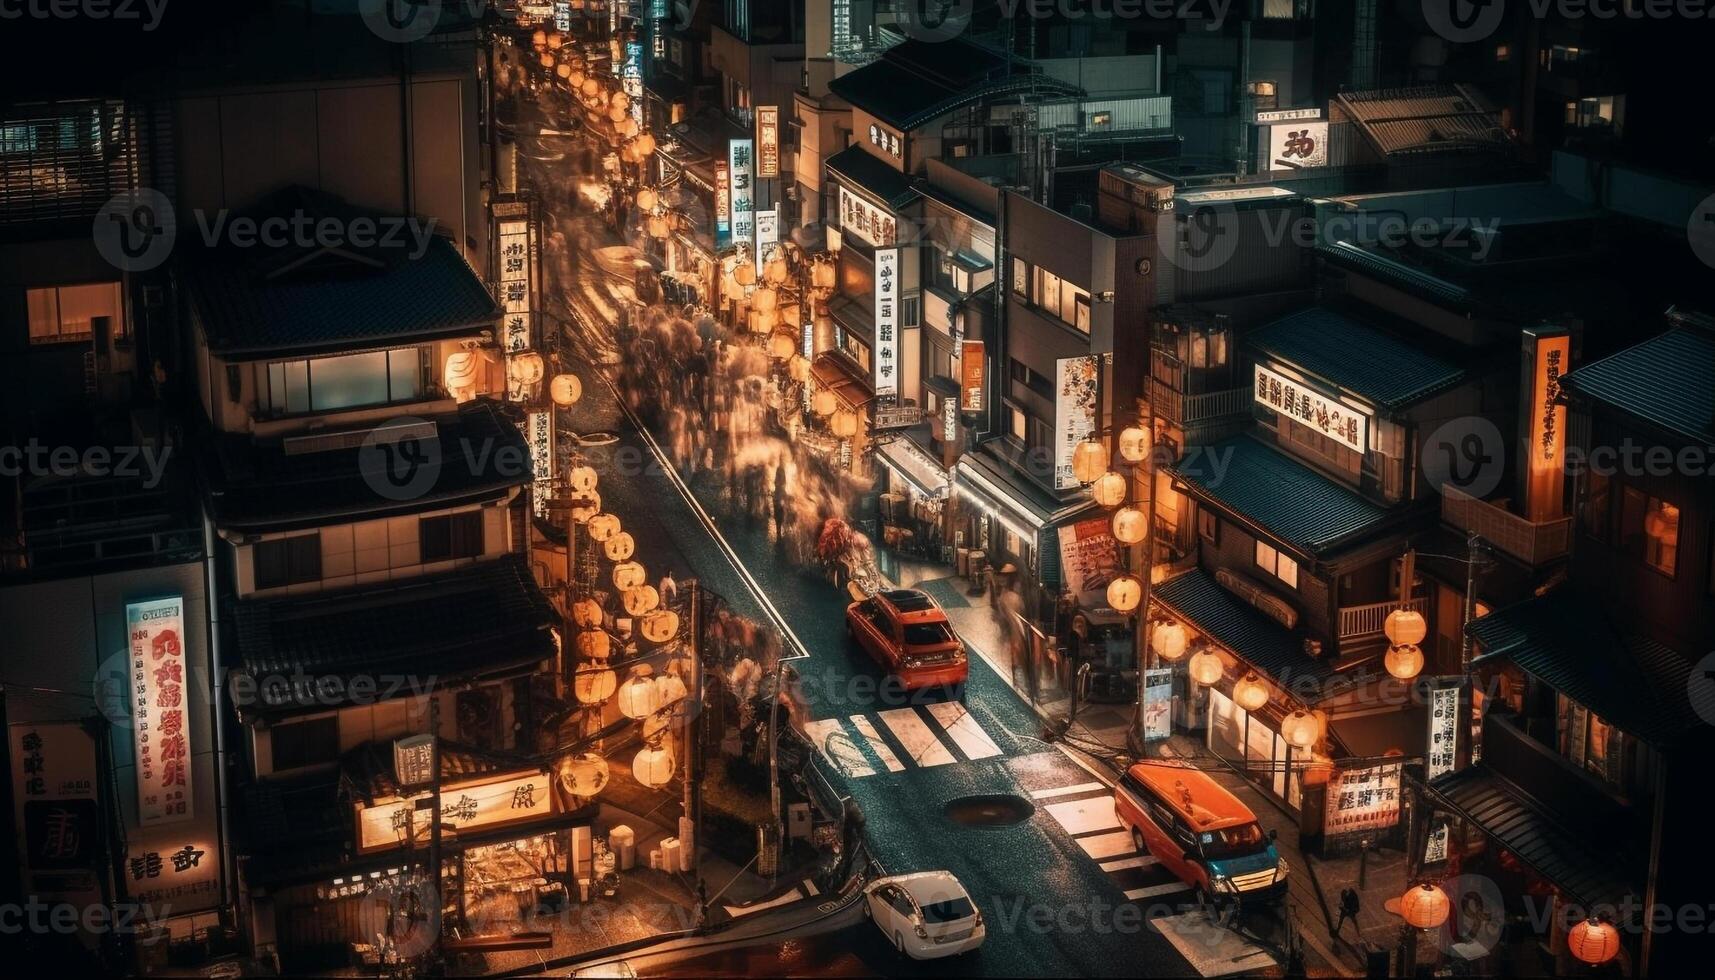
xmin=862 ymin=871 xmax=985 ymax=960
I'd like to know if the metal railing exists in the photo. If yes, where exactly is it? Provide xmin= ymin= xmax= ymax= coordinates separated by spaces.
xmin=1440 ymin=484 xmax=1572 ymax=565
xmin=1337 ymin=596 xmax=1428 ymax=641
xmin=1150 ymin=381 xmax=1254 ymax=425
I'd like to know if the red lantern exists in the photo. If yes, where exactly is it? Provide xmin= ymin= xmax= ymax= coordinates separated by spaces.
xmin=1567 ymin=917 xmax=1621 ymax=965
xmin=1400 ymin=882 xmax=1451 ymax=930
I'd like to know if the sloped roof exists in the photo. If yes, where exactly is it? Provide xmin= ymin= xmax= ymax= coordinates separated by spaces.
xmin=828 ymin=37 xmax=1078 ymax=131
xmin=1247 ymin=305 xmax=1467 ymax=409
xmin=1335 ymin=84 xmax=1513 ymax=158
xmin=825 ymin=144 xmax=919 ymax=211
xmin=1557 ymin=325 xmax=1715 ymax=444
xmin=1154 ymin=569 xmax=1338 ymax=701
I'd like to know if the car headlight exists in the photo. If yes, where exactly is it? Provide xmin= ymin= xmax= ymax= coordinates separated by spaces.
xmin=915 ymin=924 xmax=928 ymax=938
xmin=1275 ymin=858 xmax=1290 ymax=881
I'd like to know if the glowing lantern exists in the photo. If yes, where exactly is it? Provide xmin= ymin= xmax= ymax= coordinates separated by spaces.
xmin=555 ymin=63 xmax=571 ymax=79
xmin=1152 ymin=621 xmax=1189 ymax=661
xmin=812 ymin=389 xmax=838 ymax=417
xmin=1091 ymin=470 xmax=1127 ymax=508
xmin=603 ymin=531 xmax=636 ymax=562
xmin=788 ymin=355 xmax=812 ymax=384
xmin=1233 ymin=673 xmax=1270 ymax=712
xmin=812 ymin=259 xmax=836 ymax=291
xmin=647 ymin=213 xmax=669 ymax=239
xmin=569 ymin=491 xmax=601 ymax=524
xmin=1188 ymin=649 xmax=1224 ymax=686
xmin=1385 ymin=643 xmax=1425 ymax=681
xmin=769 ymin=332 xmax=796 ymax=360
xmin=610 ymin=90 xmax=629 ymax=110
xmin=550 ymin=373 xmax=583 ymax=407
xmin=571 ymin=599 xmax=604 ymax=629
xmin=635 ymin=188 xmax=658 ymax=211
xmin=751 ymin=287 xmax=778 ymax=314
xmin=612 ymin=561 xmax=646 ymax=591
xmin=539 ymin=52 xmax=555 ymax=69
xmin=575 ymin=629 xmax=610 ymax=660
xmin=1106 ymin=574 xmax=1142 ymax=613
xmin=568 ymin=70 xmax=584 ymax=88
xmin=617 ymin=668 xmax=659 ymax=720
xmin=1384 ymin=607 xmax=1428 ymax=647
xmin=568 ymin=464 xmax=599 ymax=494
xmin=587 ymin=513 xmax=621 ymax=542
xmin=546 ymin=33 xmax=563 ymax=50
xmin=531 ymin=29 xmax=547 ymax=47
xmin=581 ymin=78 xmax=599 ymax=97
xmin=1281 ymin=709 xmax=1321 ymax=750
xmin=1568 ymin=917 xmax=1621 ymax=965
xmin=830 ymin=409 xmax=859 ymax=439
xmin=1118 ymin=424 xmax=1150 ymax=463
xmin=509 ymin=351 xmax=545 ymax=385
xmin=623 ymin=585 xmax=660 ymax=617
xmin=632 ymin=743 xmax=675 ymax=788
xmin=555 ymin=752 xmax=608 ymax=798
xmin=574 ymin=659 xmax=617 ymax=703
xmin=654 ymin=670 xmax=689 ymax=712
xmin=733 ymin=261 xmax=756 ymax=287
xmin=641 ymin=609 xmax=680 ymax=643
xmin=634 ymin=133 xmax=656 ymax=157
xmin=764 ymin=255 xmax=788 ymax=285
xmin=618 ymin=117 xmax=639 ymax=139
xmin=1400 ymin=883 xmax=1451 ymax=930
xmin=444 ymin=351 xmax=479 ymax=397
xmin=1071 ymin=437 xmax=1107 ymax=486
xmin=1112 ymin=506 xmax=1147 ymax=545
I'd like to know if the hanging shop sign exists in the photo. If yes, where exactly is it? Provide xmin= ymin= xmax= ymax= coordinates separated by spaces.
xmin=727 ymin=139 xmax=755 ymax=250
xmin=838 ymin=186 xmax=896 ymax=248
xmin=959 ymin=340 xmax=985 ymax=413
xmin=1058 ymin=517 xmax=1123 ymax=609
xmin=874 ymin=247 xmax=900 ymax=399
xmin=756 ymin=106 xmax=780 ymax=178
xmin=872 ymin=403 xmax=921 ymax=431
xmin=1324 ymin=762 xmax=1403 ymax=835
xmin=1054 ymin=356 xmax=1099 ymax=490
xmin=715 ymin=161 xmax=730 ymax=248
xmin=10 ymin=723 xmax=99 ymax=871
xmin=394 ymin=735 xmax=436 ymax=790
xmin=357 ymin=769 xmax=556 ymax=853
xmin=527 ymin=410 xmax=553 ymax=519
xmin=1254 ymin=363 xmax=1369 ymax=454
xmin=754 ymin=208 xmax=779 ymax=277
xmin=624 ymin=42 xmax=643 ymax=123
xmin=1428 ymin=685 xmax=1460 ymax=779
xmin=498 ymin=217 xmax=534 ymax=353
xmin=942 ymin=394 xmax=958 ymax=442
xmin=1143 ymin=669 xmax=1174 ymax=741
xmin=129 ymin=596 xmax=192 ymax=827
xmin=554 ymin=1 xmax=571 ymax=30
xmin=1520 ymin=326 xmax=1570 ymax=522
xmin=126 ymin=828 xmax=220 ymax=911
xmin=1424 ymin=821 xmax=1450 ymax=865
xmin=1264 ymin=121 xmax=1328 ymax=170
xmin=1255 ymin=107 xmax=1322 ymax=123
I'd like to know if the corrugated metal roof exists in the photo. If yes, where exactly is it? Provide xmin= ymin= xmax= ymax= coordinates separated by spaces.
xmin=1316 ymin=242 xmax=1474 ymax=311
xmin=1168 ymin=436 xmax=1395 ymax=557
xmin=1248 ymin=306 xmax=1467 ymax=409
xmin=1468 ymin=589 xmax=1706 ymax=748
xmin=1153 ymin=569 xmax=1337 ymax=699
xmin=1335 ymin=84 xmax=1512 ymax=158
xmin=1557 ymin=326 xmax=1715 ymax=444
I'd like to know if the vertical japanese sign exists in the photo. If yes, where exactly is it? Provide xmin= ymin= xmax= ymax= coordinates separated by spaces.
xmin=498 ymin=218 xmax=533 ymax=353
xmin=715 ymin=161 xmax=730 ymax=248
xmin=10 ymin=723 xmax=99 ymax=871
xmin=754 ymin=208 xmax=779 ymax=277
xmin=554 ymin=1 xmax=571 ymax=30
xmin=1143 ymin=669 xmax=1174 ymax=741
xmin=1054 ymin=356 xmax=1099 ymax=490
xmin=623 ymin=41 xmax=644 ymax=124
xmin=1520 ymin=327 xmax=1570 ymax=522
xmin=129 ymin=596 xmax=192 ymax=826
xmin=959 ymin=340 xmax=985 ymax=413
xmin=1323 ymin=763 xmax=1403 ymax=834
xmin=942 ymin=395 xmax=958 ymax=441
xmin=528 ymin=410 xmax=554 ymax=519
xmin=874 ymin=247 xmax=899 ymax=399
xmin=756 ymin=106 xmax=780 ymax=178
xmin=1428 ymin=685 xmax=1460 ymax=779
xmin=727 ymin=139 xmax=755 ymax=252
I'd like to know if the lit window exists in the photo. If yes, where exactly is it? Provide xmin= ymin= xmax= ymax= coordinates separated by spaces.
xmin=1620 ymin=488 xmax=1678 ymax=576
xmin=264 ymin=347 xmax=427 ymax=416
xmin=1009 ymin=406 xmax=1027 ymax=441
xmin=26 ymin=282 xmax=123 ymax=344
xmin=1495 ymin=44 xmax=1511 ymax=62
xmin=1011 ymin=257 xmax=1029 ymax=297
xmin=1557 ymin=695 xmax=1624 ymax=788
xmin=1255 ymin=539 xmax=1298 ymax=589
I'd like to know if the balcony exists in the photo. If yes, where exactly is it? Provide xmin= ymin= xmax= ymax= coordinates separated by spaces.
xmin=1337 ymin=597 xmax=1428 ymax=643
xmin=1150 ymin=381 xmax=1253 ymax=426
xmin=1440 ymin=484 xmax=1571 ymax=566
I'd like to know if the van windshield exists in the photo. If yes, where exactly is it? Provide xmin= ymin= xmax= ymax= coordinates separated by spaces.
xmin=1199 ymin=822 xmax=1269 ymax=861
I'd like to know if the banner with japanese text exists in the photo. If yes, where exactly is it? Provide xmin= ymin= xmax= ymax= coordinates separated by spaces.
xmin=129 ymin=596 xmax=192 ymax=827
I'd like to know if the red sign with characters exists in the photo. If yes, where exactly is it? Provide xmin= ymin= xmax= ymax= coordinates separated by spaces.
xmin=128 ymin=597 xmax=192 ymax=826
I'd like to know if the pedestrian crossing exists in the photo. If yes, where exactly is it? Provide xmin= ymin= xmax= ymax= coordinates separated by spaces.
xmin=804 ymin=702 xmax=1005 ymax=779
xmin=1029 ymin=782 xmax=1194 ymax=909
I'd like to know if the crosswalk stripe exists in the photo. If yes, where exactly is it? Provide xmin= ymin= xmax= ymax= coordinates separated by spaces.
xmin=1100 ymin=855 xmax=1160 ymax=872
xmin=1077 ymin=831 xmax=1136 ymax=860
xmin=877 ymin=707 xmax=957 ymax=767
xmin=924 ymin=702 xmax=1003 ymax=761
xmin=1030 ymin=781 xmax=1105 ymax=801
xmin=1043 ymin=797 xmax=1123 ymax=836
xmin=848 ymin=714 xmax=906 ymax=772
xmin=804 ymin=718 xmax=875 ymax=777
xmin=1125 ymin=883 xmax=1191 ymax=901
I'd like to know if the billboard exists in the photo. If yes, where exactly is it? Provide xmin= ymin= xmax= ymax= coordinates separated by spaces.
xmin=1054 ymin=356 xmax=1099 ymax=490
xmin=1265 ymin=121 xmax=1329 ymax=169
xmin=1254 ymin=363 xmax=1369 ymax=454
xmin=1057 ymin=517 xmax=1123 ymax=608
xmin=959 ymin=340 xmax=985 ymax=413
xmin=756 ymin=106 xmax=780 ymax=178
xmin=727 ymin=139 xmax=755 ymax=249
xmin=874 ymin=248 xmax=900 ymax=399
xmin=128 ymin=596 xmax=192 ymax=827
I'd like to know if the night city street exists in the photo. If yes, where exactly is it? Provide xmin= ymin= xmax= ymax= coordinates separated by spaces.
xmin=3 ymin=1 xmax=1715 ymax=978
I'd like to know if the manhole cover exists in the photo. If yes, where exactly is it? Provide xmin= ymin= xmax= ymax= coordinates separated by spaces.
xmin=943 ymin=794 xmax=1034 ymax=827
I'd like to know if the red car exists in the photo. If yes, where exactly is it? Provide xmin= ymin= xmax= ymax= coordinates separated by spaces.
xmin=845 ymin=589 xmax=968 ymax=695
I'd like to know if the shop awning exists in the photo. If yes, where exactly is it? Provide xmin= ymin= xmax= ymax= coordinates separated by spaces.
xmin=1152 ymin=568 xmax=1342 ymax=704
xmin=811 ymin=353 xmax=875 ymax=410
xmin=953 ymin=446 xmax=1093 ymax=540
xmin=876 ymin=437 xmax=948 ymax=499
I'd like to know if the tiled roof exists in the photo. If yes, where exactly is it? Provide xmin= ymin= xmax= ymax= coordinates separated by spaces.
xmin=1315 ymin=242 xmax=1475 ymax=311
xmin=1335 ymin=84 xmax=1512 ymax=158
xmin=233 ymin=554 xmax=555 ymax=718
xmin=1557 ymin=326 xmax=1715 ymax=444
xmin=1167 ymin=436 xmax=1396 ymax=557
xmin=1152 ymin=569 xmax=1338 ymax=701
xmin=825 ymin=145 xmax=919 ymax=211
xmin=1247 ymin=306 xmax=1467 ymax=409
xmin=201 ymin=399 xmax=530 ymax=534
xmin=1468 ymin=589 xmax=1706 ymax=749
xmin=182 ymin=187 xmax=499 ymax=359
xmin=827 ymin=38 xmax=1079 ymax=132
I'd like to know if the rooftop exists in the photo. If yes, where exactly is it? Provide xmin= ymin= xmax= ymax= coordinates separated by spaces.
xmin=1334 ymin=84 xmax=1514 ymax=159
xmin=1246 ymin=305 xmax=1468 ymax=410
xmin=1557 ymin=322 xmax=1715 ymax=444
xmin=825 ymin=145 xmax=920 ymax=211
xmin=1152 ymin=569 xmax=1339 ymax=703
xmin=827 ymin=37 xmax=1078 ymax=132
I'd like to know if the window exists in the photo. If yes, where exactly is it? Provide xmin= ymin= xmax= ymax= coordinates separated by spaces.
xmin=1255 ymin=539 xmax=1298 ymax=589
xmin=901 ymin=295 xmax=920 ymax=327
xmin=1580 ymin=470 xmax=1611 ymax=541
xmin=264 ymin=347 xmax=427 ymax=416
xmin=26 ymin=282 xmax=123 ymax=344
xmin=1004 ymin=528 xmax=1022 ymax=559
xmin=1030 ymin=266 xmax=1091 ymax=333
xmin=1008 ymin=406 xmax=1027 ymax=441
xmin=1011 ymin=257 xmax=1029 ymax=297
xmin=270 ymin=715 xmax=341 ymax=772
xmin=420 ymin=511 xmax=485 ymax=563
xmin=254 ymin=533 xmax=323 ymax=590
xmin=1620 ymin=489 xmax=1679 ymax=576
xmin=837 ymin=328 xmax=871 ymax=372
xmin=1009 ymin=359 xmax=1052 ymax=399
xmin=1198 ymin=509 xmax=1219 ymax=544
xmin=1557 ymin=695 xmax=1625 ymax=789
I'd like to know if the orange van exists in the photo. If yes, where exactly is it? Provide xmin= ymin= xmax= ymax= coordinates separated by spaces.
xmin=1113 ymin=761 xmax=1289 ymax=906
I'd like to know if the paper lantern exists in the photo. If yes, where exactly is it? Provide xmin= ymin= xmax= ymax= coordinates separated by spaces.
xmin=571 ymin=599 xmax=603 ymax=629
xmin=751 ymin=286 xmax=778 ymax=313
xmin=575 ymin=629 xmax=610 ymax=660
xmin=509 ymin=351 xmax=545 ymax=385
xmin=1112 ymin=506 xmax=1147 ymax=545
xmin=1152 ymin=621 xmax=1189 ymax=661
xmin=539 ymin=52 xmax=555 ymax=69
xmin=624 ymin=584 xmax=660 ymax=617
xmin=641 ymin=609 xmax=680 ymax=643
xmin=768 ymin=332 xmax=796 ymax=360
xmin=1400 ymin=883 xmax=1451 ymax=930
xmin=617 ymin=669 xmax=659 ymax=720
xmin=788 ymin=354 xmax=811 ymax=384
xmin=568 ymin=70 xmax=584 ymax=88
xmin=1385 ymin=643 xmax=1425 ymax=681
xmin=531 ymin=29 xmax=547 ymax=47
xmin=444 ymin=351 xmax=479 ymax=394
xmin=654 ymin=670 xmax=689 ymax=712
xmin=607 ymin=104 xmax=627 ymax=124
xmin=634 ymin=133 xmax=656 ymax=157
xmin=550 ymin=373 xmax=583 ymax=406
xmin=813 ymin=259 xmax=837 ymax=291
xmin=1071 ymin=437 xmax=1107 ymax=486
xmin=581 ymin=78 xmax=599 ymax=97
xmin=1384 ymin=608 xmax=1428 ymax=647
xmin=574 ymin=659 xmax=617 ymax=703
xmin=556 ymin=752 xmax=608 ymax=798
xmin=612 ymin=561 xmax=647 ymax=591
xmin=733 ymin=261 xmax=755 ymax=286
xmin=610 ymin=90 xmax=629 ymax=110
xmin=1233 ymin=673 xmax=1270 ymax=712
xmin=812 ymin=389 xmax=838 ymax=417
xmin=1118 ymin=424 xmax=1150 ymax=463
xmin=547 ymin=33 xmax=563 ymax=50
xmin=764 ymin=255 xmax=788 ymax=285
xmin=569 ymin=491 xmax=601 ymax=524
xmin=555 ymin=62 xmax=571 ymax=79
xmin=1091 ymin=470 xmax=1127 ymax=508
xmin=1568 ymin=917 xmax=1621 ymax=965
xmin=1106 ymin=574 xmax=1142 ymax=613
xmin=830 ymin=409 xmax=859 ymax=439
xmin=635 ymin=187 xmax=658 ymax=211
xmin=632 ymin=743 xmax=675 ymax=788
xmin=1188 ymin=649 xmax=1223 ymax=686
xmin=603 ymin=531 xmax=636 ymax=562
xmin=587 ymin=513 xmax=621 ymax=542
xmin=568 ymin=465 xmax=599 ymax=494
xmin=1281 ymin=709 xmax=1321 ymax=750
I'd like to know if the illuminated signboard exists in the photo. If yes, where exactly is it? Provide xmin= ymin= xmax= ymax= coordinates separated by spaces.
xmin=1265 ymin=121 xmax=1329 ymax=169
xmin=1323 ymin=762 xmax=1402 ymax=834
xmin=874 ymin=247 xmax=899 ymax=399
xmin=1054 ymin=356 xmax=1099 ymax=490
xmin=1428 ymin=685 xmax=1460 ymax=779
xmin=528 ymin=410 xmax=553 ymax=519
xmin=1254 ymin=363 xmax=1369 ymax=454
xmin=727 ymin=139 xmax=755 ymax=249
xmin=357 ymin=770 xmax=555 ymax=853
xmin=715 ymin=161 xmax=730 ymax=247
xmin=838 ymin=186 xmax=896 ymax=248
xmin=959 ymin=340 xmax=985 ymax=413
xmin=756 ymin=106 xmax=780 ymax=178
xmin=128 ymin=597 xmax=192 ymax=827
xmin=754 ymin=208 xmax=779 ymax=277
xmin=498 ymin=218 xmax=533 ymax=353
xmin=1521 ymin=327 xmax=1570 ymax=521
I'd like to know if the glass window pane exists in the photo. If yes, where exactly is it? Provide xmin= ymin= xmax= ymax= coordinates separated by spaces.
xmin=284 ymin=360 xmax=310 ymax=414
xmin=1277 ymin=554 xmax=1298 ymax=589
xmin=268 ymin=362 xmax=286 ymax=414
xmin=55 ymin=282 xmax=121 ymax=339
xmin=26 ymin=288 xmax=59 ymax=341
xmin=1644 ymin=498 xmax=1679 ymax=575
xmin=309 ymin=351 xmax=389 ymax=411
xmin=389 ymin=348 xmax=423 ymax=402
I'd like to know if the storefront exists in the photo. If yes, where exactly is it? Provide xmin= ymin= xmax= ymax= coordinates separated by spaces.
xmin=874 ymin=436 xmax=950 ymax=561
